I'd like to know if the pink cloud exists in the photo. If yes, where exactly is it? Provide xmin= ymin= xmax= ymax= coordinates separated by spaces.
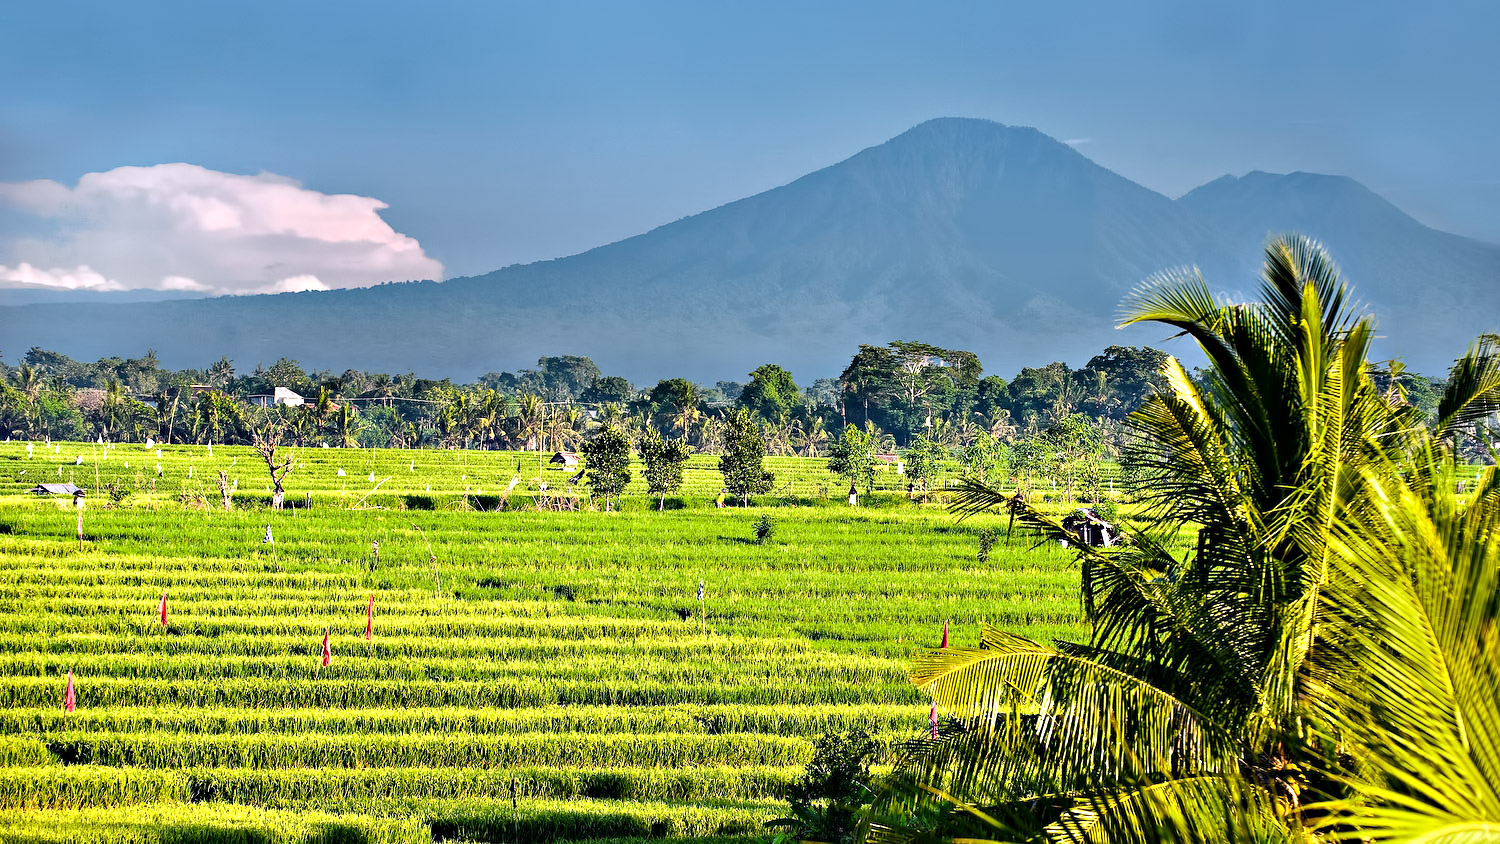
xmin=0 ymin=164 xmax=443 ymax=295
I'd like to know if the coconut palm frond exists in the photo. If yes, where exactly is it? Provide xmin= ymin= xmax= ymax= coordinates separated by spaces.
xmin=1433 ymin=334 xmax=1500 ymax=443
xmin=1048 ymin=775 xmax=1291 ymax=844
xmin=914 ymin=627 xmax=1235 ymax=782
xmin=1307 ymin=458 xmax=1500 ymax=841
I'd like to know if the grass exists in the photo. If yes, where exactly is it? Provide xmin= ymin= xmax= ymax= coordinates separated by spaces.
xmin=0 ymin=439 xmax=1087 ymax=842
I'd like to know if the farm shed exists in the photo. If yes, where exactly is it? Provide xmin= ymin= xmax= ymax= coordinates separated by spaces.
xmin=1061 ymin=508 xmax=1117 ymax=548
xmin=29 ymin=483 xmax=83 ymax=496
xmin=550 ymin=451 xmax=580 ymax=468
xmin=248 ymin=387 xmax=306 ymax=408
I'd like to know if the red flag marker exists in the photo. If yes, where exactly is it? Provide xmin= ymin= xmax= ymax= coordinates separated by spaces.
xmin=64 ymin=671 xmax=76 ymax=713
xmin=929 ymin=702 xmax=938 ymax=739
xmin=365 ymin=595 xmax=374 ymax=641
xmin=321 ymin=630 xmax=332 ymax=667
xmin=158 ymin=593 xmax=168 ymax=627
xmin=940 ymin=620 xmax=949 ymax=649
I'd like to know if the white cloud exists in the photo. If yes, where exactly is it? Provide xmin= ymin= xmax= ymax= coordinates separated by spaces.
xmin=1063 ymin=138 xmax=1093 ymax=146
xmin=0 ymin=163 xmax=443 ymax=295
xmin=0 ymin=262 xmax=125 ymax=291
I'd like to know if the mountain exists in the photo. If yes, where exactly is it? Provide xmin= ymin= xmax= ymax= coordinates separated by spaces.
xmin=1 ymin=118 xmax=1495 ymax=382
xmin=1179 ymin=171 xmax=1500 ymax=352
xmin=0 ymin=287 xmax=209 ymax=307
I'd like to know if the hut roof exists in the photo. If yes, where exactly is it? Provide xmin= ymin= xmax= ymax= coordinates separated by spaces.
xmin=30 ymin=483 xmax=83 ymax=496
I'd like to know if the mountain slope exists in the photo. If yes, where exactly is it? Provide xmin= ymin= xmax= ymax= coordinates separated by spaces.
xmin=0 ymin=119 xmax=1494 ymax=381
xmin=1179 ymin=171 xmax=1500 ymax=351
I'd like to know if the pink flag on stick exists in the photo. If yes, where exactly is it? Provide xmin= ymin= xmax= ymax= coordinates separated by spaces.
xmin=940 ymin=620 xmax=949 ymax=649
xmin=321 ymin=630 xmax=332 ymax=667
xmin=158 ymin=593 xmax=168 ymax=627
xmin=64 ymin=671 xmax=76 ymax=713
xmin=929 ymin=702 xmax=938 ymax=739
xmin=365 ymin=595 xmax=374 ymax=641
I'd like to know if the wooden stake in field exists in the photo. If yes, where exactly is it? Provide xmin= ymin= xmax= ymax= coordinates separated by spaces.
xmin=263 ymin=524 xmax=278 ymax=571
xmin=158 ymin=593 xmax=168 ymax=628
xmin=697 ymin=579 xmax=707 ymax=637
xmin=365 ymin=595 xmax=374 ymax=641
xmin=316 ymin=629 xmax=332 ymax=678
xmin=64 ymin=670 xmax=76 ymax=713
xmin=940 ymin=619 xmax=949 ymax=648
xmin=73 ymin=490 xmax=85 ymax=544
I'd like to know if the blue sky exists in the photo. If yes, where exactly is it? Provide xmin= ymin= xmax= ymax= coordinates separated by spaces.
xmin=2 ymin=0 xmax=1497 ymax=288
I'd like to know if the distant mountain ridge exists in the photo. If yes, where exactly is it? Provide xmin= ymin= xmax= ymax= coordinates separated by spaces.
xmin=1 ymin=118 xmax=1495 ymax=381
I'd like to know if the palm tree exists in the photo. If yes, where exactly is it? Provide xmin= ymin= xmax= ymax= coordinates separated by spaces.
xmin=514 ymin=394 xmax=544 ymax=451
xmin=333 ymin=403 xmax=363 ymax=448
xmin=763 ymin=413 xmax=799 ymax=456
xmin=697 ymin=414 xmax=726 ymax=455
xmin=672 ymin=401 xmax=702 ymax=445
xmin=797 ymin=416 xmax=830 ymax=457
xmin=873 ymin=235 xmax=1500 ymax=844
xmin=981 ymin=407 xmax=1018 ymax=442
xmin=207 ymin=356 xmax=235 ymax=389
xmin=548 ymin=407 xmax=585 ymax=451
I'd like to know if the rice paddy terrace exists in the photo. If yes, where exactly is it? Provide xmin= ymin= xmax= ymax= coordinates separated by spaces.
xmin=0 ymin=440 xmax=1084 ymax=843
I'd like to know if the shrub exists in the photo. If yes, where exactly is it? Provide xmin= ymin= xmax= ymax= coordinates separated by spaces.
xmin=976 ymin=527 xmax=998 ymax=563
xmin=754 ymin=514 xmax=775 ymax=545
xmin=765 ymin=728 xmax=878 ymax=844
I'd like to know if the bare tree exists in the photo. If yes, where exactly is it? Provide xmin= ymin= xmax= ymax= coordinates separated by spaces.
xmin=251 ymin=413 xmax=296 ymax=510
xmin=215 ymin=470 xmax=233 ymax=511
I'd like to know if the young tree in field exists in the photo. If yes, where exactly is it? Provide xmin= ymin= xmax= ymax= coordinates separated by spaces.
xmin=961 ymin=431 xmax=1010 ymax=486
xmin=250 ymin=412 xmax=295 ymax=510
xmin=826 ymin=424 xmax=876 ymax=498
xmin=638 ymin=427 xmax=690 ymax=510
xmin=902 ymin=434 xmax=947 ymax=500
xmin=719 ymin=408 xmax=773 ymax=506
xmin=1043 ymin=413 xmax=1106 ymax=504
xmin=581 ymin=424 xmax=631 ymax=511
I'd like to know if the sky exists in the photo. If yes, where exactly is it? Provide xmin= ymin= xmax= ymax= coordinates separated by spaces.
xmin=2 ymin=1 xmax=1498 ymax=294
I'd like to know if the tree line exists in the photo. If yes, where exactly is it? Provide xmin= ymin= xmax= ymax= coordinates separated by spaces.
xmin=0 ymin=337 xmax=1453 ymax=487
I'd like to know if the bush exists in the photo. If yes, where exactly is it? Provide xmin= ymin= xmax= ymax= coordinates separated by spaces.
xmin=766 ymin=728 xmax=878 ymax=844
xmin=754 ymin=514 xmax=775 ymax=545
xmin=977 ymin=527 xmax=998 ymax=563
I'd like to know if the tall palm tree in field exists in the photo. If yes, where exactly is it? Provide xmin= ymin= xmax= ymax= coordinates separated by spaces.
xmin=333 ymin=403 xmax=363 ymax=449
xmin=871 ymin=235 xmax=1500 ymax=844
xmin=797 ymin=416 xmax=830 ymax=457
xmin=514 ymin=394 xmax=544 ymax=450
xmin=698 ymin=413 xmax=726 ymax=454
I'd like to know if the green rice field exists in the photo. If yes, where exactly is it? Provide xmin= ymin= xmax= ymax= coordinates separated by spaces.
xmin=0 ymin=440 xmax=1085 ymax=843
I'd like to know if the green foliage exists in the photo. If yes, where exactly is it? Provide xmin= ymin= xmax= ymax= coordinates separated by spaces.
xmin=902 ymin=435 xmax=947 ymax=497
xmin=826 ymin=425 xmax=876 ymax=495
xmin=581 ymin=425 xmax=632 ymax=510
xmin=719 ymin=409 xmax=773 ymax=505
xmin=754 ymin=514 xmax=775 ymax=545
xmin=838 ymin=341 xmax=981 ymax=442
xmin=737 ymin=364 xmax=801 ymax=421
xmin=976 ymin=527 xmax=997 ymax=563
xmin=0 ymin=804 xmax=429 ymax=844
xmin=913 ymin=234 xmax=1500 ymax=844
xmin=961 ymin=431 xmax=1009 ymax=485
xmin=767 ymin=728 xmax=878 ymax=844
xmin=1042 ymin=412 xmax=1106 ymax=503
xmin=581 ymin=375 xmax=634 ymax=404
xmin=637 ymin=428 xmax=690 ymax=510
xmin=0 ymin=436 xmax=1090 ymax=835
